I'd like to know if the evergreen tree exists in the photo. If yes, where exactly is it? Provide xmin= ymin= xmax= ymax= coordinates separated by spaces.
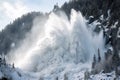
xmin=92 ymin=54 xmax=96 ymax=69
xmin=112 ymin=52 xmax=120 ymax=68
xmin=3 ymin=55 xmax=6 ymax=65
xmin=53 ymin=3 xmax=59 ymax=11
xmin=84 ymin=71 xmax=90 ymax=80
xmin=12 ymin=63 xmax=15 ymax=68
xmin=105 ymin=49 xmax=112 ymax=60
xmin=98 ymin=48 xmax=101 ymax=62
xmin=64 ymin=74 xmax=68 ymax=80
xmin=56 ymin=77 xmax=58 ymax=80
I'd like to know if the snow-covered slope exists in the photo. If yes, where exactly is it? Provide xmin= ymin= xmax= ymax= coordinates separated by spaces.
xmin=0 ymin=63 xmax=118 ymax=80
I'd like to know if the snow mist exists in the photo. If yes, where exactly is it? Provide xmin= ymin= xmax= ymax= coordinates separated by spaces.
xmin=7 ymin=9 xmax=105 ymax=73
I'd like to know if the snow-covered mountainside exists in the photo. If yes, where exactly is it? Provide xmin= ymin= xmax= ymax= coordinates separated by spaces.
xmin=0 ymin=0 xmax=120 ymax=80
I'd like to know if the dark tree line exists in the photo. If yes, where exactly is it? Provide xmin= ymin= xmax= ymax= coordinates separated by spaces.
xmin=91 ymin=48 xmax=120 ymax=76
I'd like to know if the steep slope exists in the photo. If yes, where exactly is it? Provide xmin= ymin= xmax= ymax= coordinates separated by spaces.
xmin=0 ymin=12 xmax=46 ymax=55
xmin=0 ymin=0 xmax=120 ymax=80
xmin=2 ymin=9 xmax=108 ymax=80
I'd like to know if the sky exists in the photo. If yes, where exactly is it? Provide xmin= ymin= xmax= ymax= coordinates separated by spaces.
xmin=0 ymin=0 xmax=69 ymax=30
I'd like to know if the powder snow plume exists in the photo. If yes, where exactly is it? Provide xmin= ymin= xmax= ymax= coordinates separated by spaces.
xmin=7 ymin=9 xmax=105 ymax=75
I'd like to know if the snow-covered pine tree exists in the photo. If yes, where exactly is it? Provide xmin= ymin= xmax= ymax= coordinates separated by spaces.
xmin=92 ymin=54 xmax=96 ymax=69
xmin=98 ymin=48 xmax=101 ymax=62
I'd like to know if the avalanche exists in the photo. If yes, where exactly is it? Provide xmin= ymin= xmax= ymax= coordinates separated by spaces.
xmin=4 ymin=9 xmax=111 ymax=80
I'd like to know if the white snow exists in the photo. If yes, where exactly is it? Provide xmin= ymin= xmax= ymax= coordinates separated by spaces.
xmin=0 ymin=64 xmax=118 ymax=80
xmin=111 ymin=21 xmax=118 ymax=28
xmin=4 ymin=9 xmax=116 ymax=80
xmin=90 ymin=72 xmax=116 ymax=80
xmin=11 ymin=42 xmax=15 ymax=48
xmin=117 ymin=27 xmax=120 ymax=38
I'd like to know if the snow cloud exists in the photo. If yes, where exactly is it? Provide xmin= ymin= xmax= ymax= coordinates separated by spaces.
xmin=2 ymin=1 xmax=29 ymax=20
